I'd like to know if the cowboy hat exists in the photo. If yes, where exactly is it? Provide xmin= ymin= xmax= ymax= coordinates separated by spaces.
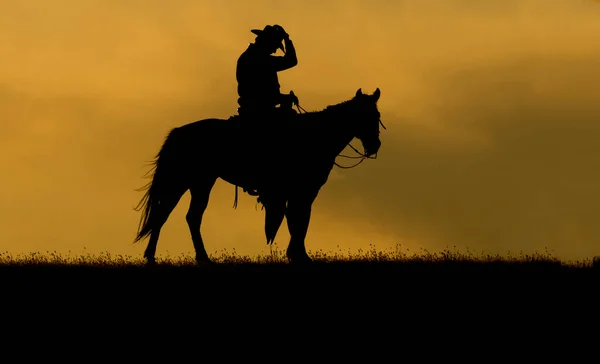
xmin=251 ymin=25 xmax=286 ymax=52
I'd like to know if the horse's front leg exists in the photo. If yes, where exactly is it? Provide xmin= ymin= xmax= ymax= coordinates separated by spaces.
xmin=285 ymin=189 xmax=320 ymax=264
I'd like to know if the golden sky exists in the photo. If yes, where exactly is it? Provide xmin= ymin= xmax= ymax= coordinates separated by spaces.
xmin=2 ymin=0 xmax=600 ymax=260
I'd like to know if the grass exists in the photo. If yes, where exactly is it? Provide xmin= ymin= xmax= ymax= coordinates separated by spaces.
xmin=0 ymin=244 xmax=597 ymax=270
xmin=2 ymin=245 xmax=597 ymax=316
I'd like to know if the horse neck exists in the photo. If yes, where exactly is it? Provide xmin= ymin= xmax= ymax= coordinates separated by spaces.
xmin=306 ymin=102 xmax=357 ymax=158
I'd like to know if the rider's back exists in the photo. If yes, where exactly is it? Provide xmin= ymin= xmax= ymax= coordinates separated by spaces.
xmin=236 ymin=44 xmax=280 ymax=112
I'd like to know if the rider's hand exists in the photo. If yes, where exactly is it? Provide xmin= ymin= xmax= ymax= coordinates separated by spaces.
xmin=289 ymin=92 xmax=299 ymax=106
xmin=273 ymin=24 xmax=289 ymax=40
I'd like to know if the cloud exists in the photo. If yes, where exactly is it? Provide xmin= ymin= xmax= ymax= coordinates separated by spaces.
xmin=319 ymin=53 xmax=600 ymax=260
xmin=2 ymin=0 xmax=600 ymax=260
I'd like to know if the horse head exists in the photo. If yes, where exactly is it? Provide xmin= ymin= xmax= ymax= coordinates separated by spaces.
xmin=350 ymin=88 xmax=384 ymax=157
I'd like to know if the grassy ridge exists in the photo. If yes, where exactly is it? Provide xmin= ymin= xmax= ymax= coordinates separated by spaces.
xmin=2 ymin=246 xmax=596 ymax=315
xmin=0 ymin=245 xmax=597 ymax=271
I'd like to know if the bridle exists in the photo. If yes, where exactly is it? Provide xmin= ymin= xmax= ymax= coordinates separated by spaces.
xmin=294 ymin=103 xmax=386 ymax=169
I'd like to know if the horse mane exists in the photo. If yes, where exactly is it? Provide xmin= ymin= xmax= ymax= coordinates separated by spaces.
xmin=319 ymin=98 xmax=356 ymax=114
xmin=323 ymin=99 xmax=356 ymax=112
xmin=299 ymin=98 xmax=357 ymax=121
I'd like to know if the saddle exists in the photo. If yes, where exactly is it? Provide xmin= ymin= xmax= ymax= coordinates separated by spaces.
xmin=231 ymin=95 xmax=300 ymax=203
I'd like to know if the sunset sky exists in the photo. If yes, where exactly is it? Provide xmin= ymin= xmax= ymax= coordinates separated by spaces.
xmin=2 ymin=0 xmax=600 ymax=261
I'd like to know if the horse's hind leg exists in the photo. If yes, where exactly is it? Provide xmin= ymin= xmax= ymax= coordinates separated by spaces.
xmin=144 ymin=191 xmax=186 ymax=265
xmin=187 ymin=177 xmax=217 ymax=265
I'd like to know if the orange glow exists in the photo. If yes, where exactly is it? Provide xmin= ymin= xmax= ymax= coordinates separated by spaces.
xmin=2 ymin=0 xmax=600 ymax=260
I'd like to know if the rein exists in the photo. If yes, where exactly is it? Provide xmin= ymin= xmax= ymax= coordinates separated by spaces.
xmin=335 ymin=143 xmax=373 ymax=169
xmin=294 ymin=103 xmax=383 ymax=169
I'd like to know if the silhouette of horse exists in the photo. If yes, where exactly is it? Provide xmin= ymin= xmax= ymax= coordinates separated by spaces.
xmin=134 ymin=88 xmax=384 ymax=265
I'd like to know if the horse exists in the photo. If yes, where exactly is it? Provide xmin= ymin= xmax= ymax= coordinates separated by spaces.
xmin=133 ymin=88 xmax=384 ymax=265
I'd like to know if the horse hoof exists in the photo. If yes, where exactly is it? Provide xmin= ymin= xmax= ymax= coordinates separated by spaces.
xmin=145 ymin=259 xmax=157 ymax=267
xmin=287 ymin=255 xmax=313 ymax=265
xmin=196 ymin=257 xmax=214 ymax=266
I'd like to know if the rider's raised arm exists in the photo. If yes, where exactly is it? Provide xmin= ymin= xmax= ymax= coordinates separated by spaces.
xmin=267 ymin=38 xmax=297 ymax=72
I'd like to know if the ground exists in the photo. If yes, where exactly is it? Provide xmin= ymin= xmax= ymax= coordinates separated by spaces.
xmin=2 ymin=247 xmax=594 ymax=339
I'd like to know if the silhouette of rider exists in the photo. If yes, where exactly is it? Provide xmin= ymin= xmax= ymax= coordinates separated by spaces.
xmin=236 ymin=24 xmax=299 ymax=122
xmin=236 ymin=24 xmax=299 ymax=201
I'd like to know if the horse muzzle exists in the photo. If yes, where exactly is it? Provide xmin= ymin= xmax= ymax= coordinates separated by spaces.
xmin=363 ymin=138 xmax=381 ymax=158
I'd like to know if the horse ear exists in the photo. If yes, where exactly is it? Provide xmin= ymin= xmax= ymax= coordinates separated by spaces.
xmin=373 ymin=88 xmax=381 ymax=101
xmin=356 ymin=88 xmax=363 ymax=97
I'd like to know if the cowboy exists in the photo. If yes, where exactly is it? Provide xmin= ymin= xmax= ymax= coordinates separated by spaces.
xmin=236 ymin=24 xmax=299 ymax=122
xmin=236 ymin=24 xmax=299 ymax=200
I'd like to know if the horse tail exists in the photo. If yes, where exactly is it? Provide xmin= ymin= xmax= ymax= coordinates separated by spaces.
xmin=133 ymin=128 xmax=184 ymax=243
